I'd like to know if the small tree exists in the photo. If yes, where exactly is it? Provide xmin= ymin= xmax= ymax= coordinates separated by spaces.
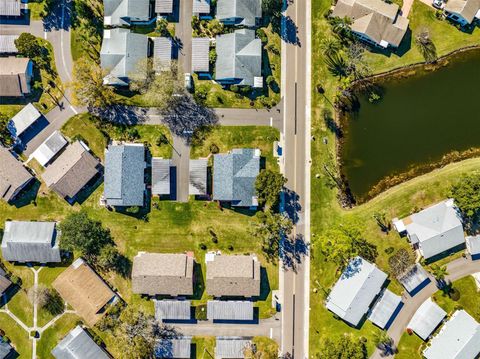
xmin=317 ymin=334 xmax=367 ymax=359
xmin=97 ymin=244 xmax=120 ymax=271
xmin=449 ymin=173 xmax=480 ymax=225
xmin=15 ymin=33 xmax=43 ymax=60
xmin=415 ymin=28 xmax=437 ymax=64
xmin=430 ymin=264 xmax=448 ymax=282
xmin=209 ymin=48 xmax=217 ymax=66
xmin=206 ymin=19 xmax=224 ymax=37
xmin=388 ymin=248 xmax=415 ymax=278
xmin=255 ymin=170 xmax=287 ymax=209
xmin=373 ymin=211 xmax=390 ymax=233
xmin=155 ymin=18 xmax=169 ymax=37
xmin=0 ymin=113 xmax=13 ymax=147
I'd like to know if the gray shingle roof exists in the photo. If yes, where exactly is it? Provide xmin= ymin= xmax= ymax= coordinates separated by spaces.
xmin=0 ymin=146 xmax=33 ymax=202
xmin=213 ymin=148 xmax=260 ymax=207
xmin=100 ymin=29 xmax=149 ymax=86
xmin=152 ymin=158 xmax=171 ymax=195
xmin=104 ymin=143 xmax=146 ymax=207
xmin=1 ymin=221 xmax=61 ymax=263
xmin=189 ymin=159 xmax=207 ymax=195
xmin=8 ymin=103 xmax=41 ymax=138
xmin=215 ymin=337 xmax=251 ymax=359
xmin=51 ymin=325 xmax=110 ymax=359
xmin=0 ymin=0 xmax=21 ymax=16
xmin=215 ymin=29 xmax=262 ymax=87
xmin=0 ymin=34 xmax=18 ymax=53
xmin=155 ymin=0 xmax=173 ymax=13
xmin=368 ymin=289 xmax=402 ymax=329
xmin=31 ymin=130 xmax=68 ymax=167
xmin=398 ymin=264 xmax=430 ymax=294
xmin=216 ymin=0 xmax=262 ymax=27
xmin=156 ymin=337 xmax=192 ymax=359
xmin=207 ymin=300 xmax=253 ymax=321
xmin=103 ymin=0 xmax=151 ymax=26
xmin=153 ymin=37 xmax=173 ymax=72
xmin=154 ymin=300 xmax=191 ymax=321
xmin=191 ymin=37 xmax=210 ymax=72
xmin=445 ymin=0 xmax=480 ymax=24
xmin=0 ymin=57 xmax=31 ymax=97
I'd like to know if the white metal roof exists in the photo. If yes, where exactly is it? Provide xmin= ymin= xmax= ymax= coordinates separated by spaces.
xmin=466 ymin=235 xmax=480 ymax=255
xmin=368 ymin=288 xmax=402 ymax=329
xmin=189 ymin=159 xmax=207 ymax=195
xmin=215 ymin=337 xmax=250 ymax=359
xmin=154 ymin=300 xmax=191 ymax=321
xmin=192 ymin=0 xmax=210 ymax=14
xmin=207 ymin=300 xmax=253 ymax=321
xmin=9 ymin=103 xmax=41 ymax=137
xmin=0 ymin=34 xmax=18 ymax=53
xmin=408 ymin=298 xmax=446 ymax=340
xmin=191 ymin=37 xmax=210 ymax=72
xmin=31 ymin=130 xmax=68 ymax=167
xmin=398 ymin=263 xmax=430 ymax=294
xmin=151 ymin=158 xmax=171 ymax=195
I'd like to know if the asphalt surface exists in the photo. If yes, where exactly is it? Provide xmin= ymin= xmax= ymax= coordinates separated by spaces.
xmin=175 ymin=0 xmax=193 ymax=74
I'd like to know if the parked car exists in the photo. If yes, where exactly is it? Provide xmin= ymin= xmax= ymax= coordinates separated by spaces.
xmin=432 ymin=0 xmax=444 ymax=9
xmin=184 ymin=73 xmax=193 ymax=92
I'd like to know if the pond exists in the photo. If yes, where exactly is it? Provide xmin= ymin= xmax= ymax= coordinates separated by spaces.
xmin=341 ymin=49 xmax=480 ymax=201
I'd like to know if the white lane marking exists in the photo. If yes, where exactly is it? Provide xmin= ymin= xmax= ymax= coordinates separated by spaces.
xmin=270 ymin=117 xmax=273 ymax=127
xmin=270 ymin=327 xmax=273 ymax=339
xmin=70 ymin=105 xmax=78 ymax=114
xmin=44 ymin=31 xmax=47 ymax=40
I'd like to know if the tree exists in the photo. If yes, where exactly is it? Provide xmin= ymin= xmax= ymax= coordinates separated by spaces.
xmin=415 ymin=28 xmax=437 ymax=64
xmin=430 ymin=264 xmax=448 ymax=282
xmin=70 ymin=57 xmax=115 ymax=109
xmin=155 ymin=18 xmax=170 ymax=37
xmin=255 ymin=170 xmax=287 ymax=209
xmin=27 ymin=285 xmax=63 ymax=315
xmin=449 ymin=173 xmax=480 ymax=224
xmin=324 ymin=52 xmax=349 ymax=78
xmin=320 ymin=36 xmax=342 ymax=56
xmin=373 ymin=211 xmax=390 ymax=233
xmin=388 ymin=248 xmax=415 ymax=278
xmin=317 ymin=335 xmax=367 ymax=359
xmin=0 ymin=113 xmax=13 ymax=147
xmin=329 ymin=17 xmax=353 ymax=40
xmin=206 ymin=19 xmax=224 ymax=37
xmin=59 ymin=211 xmax=113 ymax=260
xmin=97 ymin=244 xmax=120 ymax=271
xmin=15 ymin=33 xmax=43 ymax=59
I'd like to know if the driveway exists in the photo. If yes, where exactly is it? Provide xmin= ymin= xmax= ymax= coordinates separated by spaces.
xmin=175 ymin=0 xmax=193 ymax=73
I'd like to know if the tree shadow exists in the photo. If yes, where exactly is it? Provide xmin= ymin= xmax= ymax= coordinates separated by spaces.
xmin=42 ymin=0 xmax=73 ymax=31
xmin=280 ymin=234 xmax=309 ymax=272
xmin=92 ymin=105 xmax=150 ymax=125
xmin=281 ymin=15 xmax=301 ymax=46
xmin=192 ymin=262 xmax=205 ymax=300
xmin=283 ymin=187 xmax=301 ymax=225
xmin=257 ymin=267 xmax=271 ymax=301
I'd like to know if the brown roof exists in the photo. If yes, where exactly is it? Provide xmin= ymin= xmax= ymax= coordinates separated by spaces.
xmin=53 ymin=258 xmax=116 ymax=326
xmin=0 ymin=146 xmax=33 ymax=202
xmin=132 ymin=253 xmax=194 ymax=296
xmin=206 ymin=254 xmax=261 ymax=297
xmin=0 ymin=57 xmax=31 ymax=97
xmin=41 ymin=141 xmax=101 ymax=199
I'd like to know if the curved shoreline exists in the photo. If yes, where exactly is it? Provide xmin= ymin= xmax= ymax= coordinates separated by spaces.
xmin=336 ymin=46 xmax=480 ymax=206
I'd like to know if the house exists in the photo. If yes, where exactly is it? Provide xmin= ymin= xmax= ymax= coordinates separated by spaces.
xmin=368 ymin=289 xmax=402 ymax=330
xmin=423 ymin=310 xmax=480 ymax=359
xmin=8 ymin=103 xmax=42 ymax=139
xmin=156 ymin=337 xmax=192 ymax=359
xmin=0 ymin=340 xmax=13 ymax=359
xmin=103 ymin=0 xmax=153 ymax=26
xmin=155 ymin=0 xmax=173 ymax=15
xmin=0 ymin=146 xmax=33 ymax=203
xmin=445 ymin=0 xmax=480 ymax=26
xmin=215 ymin=29 xmax=262 ymax=87
xmin=53 ymin=258 xmax=117 ymax=326
xmin=153 ymin=37 xmax=173 ymax=72
xmin=30 ymin=131 xmax=68 ymax=167
xmin=398 ymin=263 xmax=431 ymax=296
xmin=206 ymin=253 xmax=261 ymax=297
xmin=212 ymin=148 xmax=260 ymax=208
xmin=104 ymin=143 xmax=146 ymax=207
xmin=192 ymin=0 xmax=210 ymax=16
xmin=215 ymin=337 xmax=251 ymax=359
xmin=192 ymin=37 xmax=210 ymax=73
xmin=0 ymin=57 xmax=33 ymax=97
xmin=0 ymin=34 xmax=18 ymax=54
xmin=216 ymin=0 xmax=262 ymax=27
xmin=189 ymin=159 xmax=208 ymax=196
xmin=0 ymin=268 xmax=11 ymax=296
xmin=51 ymin=326 xmax=110 ymax=359
xmin=407 ymin=298 xmax=446 ymax=340
xmin=152 ymin=158 xmax=171 ymax=196
xmin=42 ymin=141 xmax=102 ymax=203
xmin=100 ymin=29 xmax=149 ymax=86
xmin=1 ymin=221 xmax=61 ymax=263
xmin=0 ymin=0 xmax=22 ymax=17
xmin=207 ymin=300 xmax=254 ymax=321
xmin=466 ymin=235 xmax=480 ymax=260
xmin=325 ymin=256 xmax=388 ymax=327
xmin=132 ymin=252 xmax=194 ymax=296
xmin=331 ymin=0 xmax=409 ymax=48
xmin=154 ymin=300 xmax=191 ymax=322
xmin=393 ymin=199 xmax=465 ymax=260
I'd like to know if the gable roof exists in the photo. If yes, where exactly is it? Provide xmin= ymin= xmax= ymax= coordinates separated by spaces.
xmin=100 ymin=29 xmax=149 ymax=86
xmin=0 ymin=34 xmax=18 ymax=53
xmin=104 ymin=143 xmax=146 ymax=206
xmin=51 ymin=326 xmax=110 ymax=359
xmin=368 ymin=288 xmax=402 ymax=329
xmin=8 ymin=103 xmax=42 ymax=138
xmin=152 ymin=158 xmax=171 ymax=195
xmin=213 ymin=148 xmax=260 ymax=207
xmin=0 ymin=57 xmax=31 ymax=97
xmin=0 ymin=146 xmax=33 ymax=202
xmin=153 ymin=37 xmax=173 ymax=72
xmin=326 ymin=256 xmax=388 ymax=326
xmin=0 ymin=272 xmax=11 ymax=296
xmin=103 ymin=0 xmax=151 ymax=25
xmin=408 ymin=298 xmax=446 ymax=340
xmin=189 ymin=159 xmax=207 ymax=195
xmin=42 ymin=141 xmax=101 ymax=200
xmin=423 ymin=310 xmax=480 ymax=359
xmin=154 ymin=300 xmax=191 ymax=321
xmin=445 ymin=0 xmax=480 ymax=23
xmin=156 ymin=337 xmax=192 ymax=359
xmin=206 ymin=254 xmax=261 ymax=297
xmin=215 ymin=29 xmax=262 ymax=86
xmin=207 ymin=300 xmax=254 ymax=321
xmin=155 ymin=0 xmax=173 ymax=13
xmin=31 ymin=130 xmax=68 ymax=167
xmin=0 ymin=0 xmax=21 ymax=16
xmin=132 ymin=252 xmax=194 ymax=296
xmin=192 ymin=37 xmax=210 ymax=72
xmin=1 ymin=221 xmax=61 ymax=263
xmin=53 ymin=258 xmax=116 ymax=326
xmin=216 ymin=0 xmax=262 ymax=26
xmin=215 ymin=337 xmax=251 ymax=359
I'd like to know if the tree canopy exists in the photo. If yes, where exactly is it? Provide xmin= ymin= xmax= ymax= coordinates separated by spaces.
xmin=15 ymin=33 xmax=43 ymax=59
xmin=388 ymin=248 xmax=415 ymax=278
xmin=255 ymin=170 xmax=287 ymax=209
xmin=0 ymin=113 xmax=13 ymax=147
xmin=449 ymin=173 xmax=480 ymax=223
xmin=318 ymin=335 xmax=368 ymax=359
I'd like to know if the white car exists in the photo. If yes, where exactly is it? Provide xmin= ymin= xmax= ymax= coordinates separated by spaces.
xmin=432 ymin=0 xmax=444 ymax=9
xmin=184 ymin=73 xmax=193 ymax=92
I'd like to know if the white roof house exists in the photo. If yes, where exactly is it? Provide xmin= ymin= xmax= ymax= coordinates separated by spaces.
xmin=325 ymin=256 xmax=388 ymax=326
xmin=151 ymin=158 xmax=171 ymax=196
xmin=423 ymin=310 xmax=480 ymax=359
xmin=192 ymin=38 xmax=210 ymax=72
xmin=154 ymin=300 xmax=191 ymax=322
xmin=398 ymin=263 xmax=431 ymax=295
xmin=31 ymin=131 xmax=68 ymax=167
xmin=207 ymin=300 xmax=253 ymax=321
xmin=215 ymin=337 xmax=251 ymax=359
xmin=8 ymin=103 xmax=42 ymax=138
xmin=395 ymin=199 xmax=465 ymax=260
xmin=192 ymin=0 xmax=210 ymax=15
xmin=408 ymin=298 xmax=446 ymax=340
xmin=368 ymin=289 xmax=402 ymax=329
xmin=189 ymin=159 xmax=207 ymax=195
xmin=466 ymin=235 xmax=480 ymax=259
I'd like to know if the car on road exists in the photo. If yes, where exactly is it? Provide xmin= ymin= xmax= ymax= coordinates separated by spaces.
xmin=432 ymin=0 xmax=444 ymax=9
xmin=185 ymin=73 xmax=193 ymax=92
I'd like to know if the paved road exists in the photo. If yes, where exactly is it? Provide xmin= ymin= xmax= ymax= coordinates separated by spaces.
xmin=175 ymin=0 xmax=193 ymax=73
xmin=371 ymin=256 xmax=480 ymax=359
xmin=280 ymin=0 xmax=312 ymax=357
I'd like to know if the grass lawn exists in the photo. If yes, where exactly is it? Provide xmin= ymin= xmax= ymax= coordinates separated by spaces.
xmin=0 ymin=313 xmax=32 ymax=358
xmin=193 ymin=336 xmax=216 ymax=359
xmin=37 ymin=266 xmax=68 ymax=328
xmin=28 ymin=0 xmax=46 ymax=20
xmin=396 ymin=332 xmax=424 ymax=359
xmin=61 ymin=114 xmax=108 ymax=159
xmin=36 ymin=313 xmax=80 ymax=359
xmin=2 ymin=264 xmax=34 ymax=328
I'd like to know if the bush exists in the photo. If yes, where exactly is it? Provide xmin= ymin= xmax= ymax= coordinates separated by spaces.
xmin=126 ymin=128 xmax=140 ymax=141
xmin=209 ymin=143 xmax=219 ymax=154
xmin=230 ymin=85 xmax=239 ymax=93
xmin=195 ymin=304 xmax=208 ymax=320
xmin=240 ymin=85 xmax=252 ymax=96
xmin=194 ymin=87 xmax=208 ymax=105
xmin=266 ymin=75 xmax=275 ymax=86
xmin=209 ymin=48 xmax=217 ymax=65
xmin=126 ymin=206 xmax=140 ymax=214
xmin=384 ymin=247 xmax=395 ymax=255
xmin=199 ymin=243 xmax=207 ymax=250
xmin=256 ymin=28 xmax=268 ymax=44
xmin=156 ymin=133 xmax=169 ymax=146
xmin=228 ymin=245 xmax=234 ymax=251
xmin=212 ymin=237 xmax=218 ymax=244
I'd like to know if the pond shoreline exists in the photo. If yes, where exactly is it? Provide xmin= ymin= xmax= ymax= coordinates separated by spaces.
xmin=335 ymin=45 xmax=480 ymax=206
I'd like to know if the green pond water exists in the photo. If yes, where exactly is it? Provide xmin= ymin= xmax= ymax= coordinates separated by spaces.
xmin=341 ymin=49 xmax=480 ymax=200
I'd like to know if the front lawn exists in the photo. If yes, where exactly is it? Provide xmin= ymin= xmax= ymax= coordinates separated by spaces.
xmin=61 ymin=114 xmax=108 ymax=159
xmin=36 ymin=313 xmax=81 ymax=359
xmin=396 ymin=332 xmax=424 ymax=359
xmin=0 ymin=313 xmax=32 ymax=358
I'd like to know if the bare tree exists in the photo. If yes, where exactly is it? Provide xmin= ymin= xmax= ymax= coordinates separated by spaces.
xmin=415 ymin=28 xmax=437 ymax=64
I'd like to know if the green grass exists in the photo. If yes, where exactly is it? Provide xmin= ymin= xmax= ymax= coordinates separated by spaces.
xmin=192 ymin=336 xmax=216 ymax=359
xmin=0 ymin=313 xmax=32 ymax=358
xmin=28 ymin=0 xmax=46 ymax=20
xmin=37 ymin=267 xmax=68 ymax=328
xmin=396 ymin=332 xmax=424 ymax=359
xmin=36 ymin=313 xmax=80 ymax=359
xmin=0 ymin=105 xmax=24 ymax=118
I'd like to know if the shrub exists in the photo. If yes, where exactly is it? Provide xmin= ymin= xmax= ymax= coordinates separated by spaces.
xmin=156 ymin=133 xmax=169 ymax=146
xmin=256 ymin=28 xmax=268 ymax=43
xmin=194 ymin=87 xmax=208 ymax=105
xmin=126 ymin=128 xmax=140 ymax=141
xmin=209 ymin=143 xmax=219 ymax=154
xmin=195 ymin=304 xmax=207 ymax=320
xmin=126 ymin=206 xmax=140 ymax=214
xmin=384 ymin=247 xmax=395 ymax=255
xmin=230 ymin=85 xmax=239 ymax=93
xmin=240 ymin=85 xmax=252 ymax=96
xmin=212 ymin=237 xmax=218 ymax=244
xmin=228 ymin=245 xmax=234 ymax=251
xmin=199 ymin=243 xmax=207 ymax=250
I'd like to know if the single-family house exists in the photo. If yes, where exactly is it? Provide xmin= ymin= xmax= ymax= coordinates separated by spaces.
xmin=398 ymin=263 xmax=431 ymax=296
xmin=42 ymin=141 xmax=102 ymax=203
xmin=8 ymin=103 xmax=42 ymax=139
xmin=156 ymin=337 xmax=192 ymax=359
xmin=155 ymin=0 xmax=173 ymax=15
xmin=154 ymin=299 xmax=191 ymax=322
xmin=0 ymin=57 xmax=33 ymax=97
xmin=0 ymin=0 xmax=23 ymax=17
xmin=153 ymin=37 xmax=173 ymax=72
xmin=103 ymin=0 xmax=153 ymax=26
xmin=466 ymin=235 xmax=480 ymax=260
xmin=423 ymin=310 xmax=480 ymax=359
xmin=0 ymin=146 xmax=33 ymax=203
xmin=393 ymin=199 xmax=465 ymax=260
xmin=215 ymin=29 xmax=262 ymax=87
xmin=53 ymin=258 xmax=117 ymax=326
xmin=152 ymin=158 xmax=171 ymax=196
xmin=0 ymin=268 xmax=12 ymax=297
xmin=51 ymin=326 xmax=110 ymax=359
xmin=213 ymin=148 xmax=260 ymax=208
xmin=407 ymin=298 xmax=446 ymax=340
xmin=216 ymin=0 xmax=262 ymax=27
xmin=192 ymin=0 xmax=210 ymax=16
xmin=191 ymin=37 xmax=210 ymax=73
xmin=207 ymin=300 xmax=254 ymax=321
xmin=331 ymin=0 xmax=409 ymax=48
xmin=104 ymin=143 xmax=146 ymax=207
xmin=1 ymin=221 xmax=61 ymax=263
xmin=189 ymin=159 xmax=208 ymax=196
xmin=0 ymin=34 xmax=19 ymax=54
xmin=0 ymin=340 xmax=13 ymax=359
xmin=132 ymin=252 xmax=194 ymax=296
xmin=31 ymin=131 xmax=68 ymax=167
xmin=206 ymin=253 xmax=261 ymax=297
xmin=325 ymin=256 xmax=388 ymax=327
xmin=100 ymin=29 xmax=149 ymax=86
xmin=215 ymin=337 xmax=251 ymax=359
xmin=445 ymin=0 xmax=480 ymax=26
xmin=368 ymin=289 xmax=402 ymax=330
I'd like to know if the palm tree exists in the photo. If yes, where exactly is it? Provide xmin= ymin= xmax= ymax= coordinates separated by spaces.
xmin=324 ymin=52 xmax=349 ymax=78
xmin=415 ymin=28 xmax=438 ymax=63
xmin=330 ymin=16 xmax=353 ymax=39
xmin=430 ymin=264 xmax=449 ymax=281
xmin=320 ymin=36 xmax=342 ymax=56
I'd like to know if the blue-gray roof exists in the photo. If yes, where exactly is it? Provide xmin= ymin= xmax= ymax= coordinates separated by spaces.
xmin=51 ymin=326 xmax=110 ymax=359
xmin=213 ymin=148 xmax=260 ymax=207
xmin=215 ymin=29 xmax=262 ymax=86
xmin=104 ymin=144 xmax=146 ymax=207
xmin=100 ymin=29 xmax=149 ymax=86
xmin=0 ymin=340 xmax=12 ymax=359
xmin=103 ymin=0 xmax=151 ymax=26
xmin=216 ymin=0 xmax=262 ymax=27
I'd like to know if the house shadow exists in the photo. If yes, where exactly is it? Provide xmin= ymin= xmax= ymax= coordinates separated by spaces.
xmin=189 ymin=343 xmax=197 ymax=359
xmin=1 ymin=285 xmax=22 ymax=309
xmin=10 ymin=179 xmax=40 ymax=209
xmin=0 ymin=10 xmax=30 ymax=25
xmin=192 ymin=262 xmax=205 ymax=300
xmin=15 ymin=116 xmax=50 ymax=153
xmin=257 ymin=267 xmax=271 ymax=301
xmin=169 ymin=166 xmax=177 ymax=201
xmin=73 ymin=168 xmax=104 ymax=205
